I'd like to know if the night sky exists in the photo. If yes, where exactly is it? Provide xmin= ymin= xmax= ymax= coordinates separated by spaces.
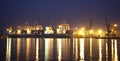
xmin=1 ymin=0 xmax=120 ymax=29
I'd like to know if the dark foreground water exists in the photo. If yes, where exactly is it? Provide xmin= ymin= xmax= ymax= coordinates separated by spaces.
xmin=0 ymin=38 xmax=120 ymax=61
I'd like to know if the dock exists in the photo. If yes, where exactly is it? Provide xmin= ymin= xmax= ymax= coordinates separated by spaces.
xmin=7 ymin=34 xmax=72 ymax=38
xmin=6 ymin=34 xmax=120 ymax=39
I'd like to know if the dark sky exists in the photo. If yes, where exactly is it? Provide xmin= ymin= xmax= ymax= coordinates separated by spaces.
xmin=1 ymin=0 xmax=120 ymax=29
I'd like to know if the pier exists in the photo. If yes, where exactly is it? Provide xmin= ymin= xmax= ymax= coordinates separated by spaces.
xmin=6 ymin=34 xmax=120 ymax=39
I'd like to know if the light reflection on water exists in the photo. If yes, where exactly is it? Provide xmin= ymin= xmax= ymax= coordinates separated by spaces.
xmin=90 ymin=38 xmax=92 ymax=58
xmin=106 ymin=41 xmax=108 ymax=61
xmin=26 ymin=38 xmax=31 ymax=61
xmin=80 ymin=38 xmax=84 ymax=60
xmin=17 ymin=38 xmax=21 ymax=61
xmin=99 ymin=39 xmax=102 ymax=61
xmin=6 ymin=38 xmax=11 ymax=61
xmin=5 ymin=38 xmax=120 ymax=61
xmin=57 ymin=38 xmax=62 ymax=61
xmin=35 ymin=38 xmax=39 ymax=61
xmin=44 ymin=38 xmax=53 ymax=61
xmin=114 ymin=40 xmax=118 ymax=61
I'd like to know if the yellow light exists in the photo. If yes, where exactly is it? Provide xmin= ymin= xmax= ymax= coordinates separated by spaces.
xmin=98 ymin=30 xmax=103 ymax=34
xmin=44 ymin=26 xmax=54 ymax=34
xmin=78 ymin=30 xmax=85 ymax=36
xmin=58 ymin=25 xmax=62 ymax=28
xmin=114 ymin=24 xmax=117 ymax=27
xmin=17 ymin=30 xmax=21 ymax=34
xmin=97 ymin=29 xmax=103 ymax=37
xmin=26 ymin=29 xmax=31 ymax=34
xmin=81 ymin=27 xmax=85 ymax=30
xmin=89 ymin=30 xmax=93 ymax=34
xmin=36 ymin=27 xmax=39 ymax=30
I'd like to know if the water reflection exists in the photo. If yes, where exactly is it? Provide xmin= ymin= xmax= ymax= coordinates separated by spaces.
xmin=17 ymin=38 xmax=21 ymax=61
xmin=57 ymin=38 xmax=62 ymax=61
xmin=35 ymin=38 xmax=39 ymax=61
xmin=99 ymin=39 xmax=102 ymax=61
xmin=106 ymin=39 xmax=119 ymax=61
xmin=90 ymin=38 xmax=92 ymax=58
xmin=26 ymin=38 xmax=31 ymax=61
xmin=99 ymin=39 xmax=102 ymax=59
xmin=111 ymin=39 xmax=114 ymax=57
xmin=44 ymin=38 xmax=53 ymax=61
xmin=75 ymin=38 xmax=78 ymax=60
xmin=114 ymin=40 xmax=118 ymax=61
xmin=6 ymin=38 xmax=12 ymax=61
xmin=80 ymin=38 xmax=84 ymax=60
xmin=5 ymin=38 xmax=120 ymax=61
xmin=106 ymin=41 xmax=108 ymax=61
xmin=75 ymin=39 xmax=78 ymax=60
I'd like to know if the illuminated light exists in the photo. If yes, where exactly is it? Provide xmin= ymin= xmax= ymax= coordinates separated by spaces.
xmin=9 ymin=30 xmax=12 ymax=33
xmin=6 ymin=28 xmax=12 ymax=33
xmin=114 ymin=24 xmax=117 ymax=27
xmin=98 ymin=30 xmax=103 ymax=34
xmin=111 ymin=30 xmax=114 ymax=32
xmin=78 ymin=30 xmax=85 ymax=36
xmin=26 ymin=29 xmax=31 ymax=34
xmin=56 ymin=28 xmax=61 ymax=34
xmin=6 ymin=28 xmax=9 ymax=31
xmin=44 ymin=26 xmax=54 ymax=34
xmin=58 ymin=25 xmax=62 ymax=28
xmin=89 ymin=30 xmax=94 ymax=34
xmin=81 ymin=27 xmax=85 ymax=30
xmin=17 ymin=29 xmax=21 ymax=34
xmin=98 ymin=29 xmax=103 ymax=37
xmin=75 ymin=27 xmax=78 ymax=30
xmin=36 ymin=27 xmax=40 ymax=30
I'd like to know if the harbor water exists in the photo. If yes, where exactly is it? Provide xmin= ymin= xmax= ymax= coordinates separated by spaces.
xmin=0 ymin=38 xmax=120 ymax=61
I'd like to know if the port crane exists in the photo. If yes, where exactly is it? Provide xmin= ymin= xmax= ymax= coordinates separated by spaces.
xmin=105 ymin=18 xmax=118 ymax=36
